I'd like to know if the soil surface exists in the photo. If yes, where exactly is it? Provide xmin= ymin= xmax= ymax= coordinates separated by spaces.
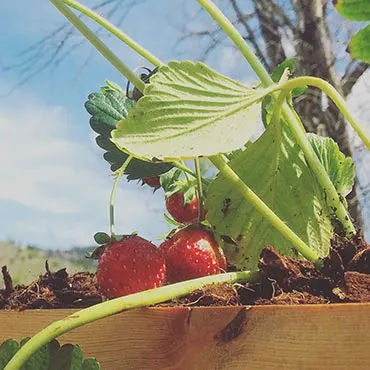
xmin=0 ymin=262 xmax=102 ymax=310
xmin=1 ymin=235 xmax=370 ymax=310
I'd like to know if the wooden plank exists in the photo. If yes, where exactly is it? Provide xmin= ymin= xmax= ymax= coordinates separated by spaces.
xmin=0 ymin=304 xmax=370 ymax=369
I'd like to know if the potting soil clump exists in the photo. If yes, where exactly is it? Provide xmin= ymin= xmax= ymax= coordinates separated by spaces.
xmin=163 ymin=234 xmax=370 ymax=306
xmin=0 ymin=262 xmax=102 ymax=310
xmin=1 ymin=234 xmax=370 ymax=310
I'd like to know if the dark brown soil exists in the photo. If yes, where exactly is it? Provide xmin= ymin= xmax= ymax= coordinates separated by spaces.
xmin=162 ymin=234 xmax=370 ymax=307
xmin=1 ymin=235 xmax=370 ymax=310
xmin=0 ymin=262 xmax=102 ymax=310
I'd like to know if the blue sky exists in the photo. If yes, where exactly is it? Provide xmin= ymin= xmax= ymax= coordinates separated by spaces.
xmin=0 ymin=0 xmax=369 ymax=249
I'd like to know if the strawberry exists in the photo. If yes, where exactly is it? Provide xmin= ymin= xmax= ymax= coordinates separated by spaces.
xmin=96 ymin=236 xmax=166 ymax=298
xmin=160 ymin=228 xmax=227 ymax=283
xmin=166 ymin=192 xmax=202 ymax=224
xmin=142 ymin=176 xmax=161 ymax=189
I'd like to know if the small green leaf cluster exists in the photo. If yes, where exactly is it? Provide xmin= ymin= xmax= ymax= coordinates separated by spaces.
xmin=0 ymin=338 xmax=99 ymax=370
xmin=85 ymin=81 xmax=172 ymax=179
xmin=335 ymin=0 xmax=370 ymax=63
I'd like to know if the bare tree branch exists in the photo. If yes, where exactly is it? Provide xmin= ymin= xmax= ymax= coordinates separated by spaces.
xmin=254 ymin=0 xmax=287 ymax=69
xmin=342 ymin=62 xmax=369 ymax=97
xmin=2 ymin=0 xmax=146 ymax=94
xmin=228 ymin=0 xmax=270 ymax=70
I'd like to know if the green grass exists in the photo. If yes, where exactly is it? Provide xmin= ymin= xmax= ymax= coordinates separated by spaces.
xmin=0 ymin=241 xmax=97 ymax=288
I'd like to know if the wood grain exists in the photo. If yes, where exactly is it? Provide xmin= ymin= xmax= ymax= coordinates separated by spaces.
xmin=1 ymin=303 xmax=370 ymax=369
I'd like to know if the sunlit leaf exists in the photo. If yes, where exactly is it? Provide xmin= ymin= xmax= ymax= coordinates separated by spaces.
xmin=112 ymin=61 xmax=267 ymax=161
xmin=206 ymin=120 xmax=333 ymax=270
xmin=307 ymin=133 xmax=355 ymax=201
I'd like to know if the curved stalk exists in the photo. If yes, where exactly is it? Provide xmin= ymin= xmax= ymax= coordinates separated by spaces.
xmin=275 ymin=77 xmax=370 ymax=150
xmin=209 ymin=155 xmax=320 ymax=263
xmin=109 ymin=156 xmax=133 ymax=237
xmin=269 ymin=90 xmax=290 ymax=127
xmin=62 ymin=0 xmax=164 ymax=68
xmin=4 ymin=270 xmax=258 ymax=370
xmin=49 ymin=0 xmax=145 ymax=92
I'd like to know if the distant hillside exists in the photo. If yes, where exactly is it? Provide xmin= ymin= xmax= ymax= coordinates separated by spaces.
xmin=0 ymin=241 xmax=97 ymax=288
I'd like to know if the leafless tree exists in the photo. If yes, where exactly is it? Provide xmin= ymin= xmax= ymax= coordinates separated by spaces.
xmin=4 ymin=0 xmax=369 ymax=230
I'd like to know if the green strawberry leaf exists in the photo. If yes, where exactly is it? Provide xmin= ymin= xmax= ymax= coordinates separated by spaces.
xmin=334 ymin=0 xmax=370 ymax=21
xmin=53 ymin=343 xmax=83 ymax=370
xmin=164 ymin=212 xmax=183 ymax=227
xmin=307 ymin=133 xmax=355 ymax=203
xmin=112 ymin=61 xmax=268 ymax=161
xmin=85 ymin=82 xmax=172 ymax=179
xmin=271 ymin=58 xmax=307 ymax=97
xmin=0 ymin=339 xmax=20 ymax=369
xmin=261 ymin=95 xmax=274 ymax=127
xmin=348 ymin=25 xmax=370 ymax=63
xmin=81 ymin=358 xmax=101 ymax=370
xmin=334 ymin=0 xmax=370 ymax=62
xmin=0 ymin=339 xmax=100 ymax=370
xmin=93 ymin=232 xmax=111 ymax=245
xmin=101 ymin=80 xmax=125 ymax=94
xmin=271 ymin=58 xmax=297 ymax=82
xmin=206 ymin=120 xmax=333 ymax=270
xmin=19 ymin=338 xmax=52 ymax=370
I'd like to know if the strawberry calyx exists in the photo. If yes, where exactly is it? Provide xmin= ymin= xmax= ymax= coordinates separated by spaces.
xmin=160 ymin=168 xmax=204 ymax=224
xmin=160 ymin=168 xmax=198 ymax=204
xmin=88 ymin=231 xmax=138 ymax=260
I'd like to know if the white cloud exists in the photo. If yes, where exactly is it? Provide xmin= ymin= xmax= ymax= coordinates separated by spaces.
xmin=0 ymin=82 xmax=169 ymax=248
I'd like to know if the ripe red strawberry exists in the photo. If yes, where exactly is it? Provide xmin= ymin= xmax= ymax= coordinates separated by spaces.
xmin=166 ymin=192 xmax=203 ymax=224
xmin=160 ymin=228 xmax=227 ymax=283
xmin=96 ymin=236 xmax=166 ymax=298
xmin=142 ymin=176 xmax=161 ymax=189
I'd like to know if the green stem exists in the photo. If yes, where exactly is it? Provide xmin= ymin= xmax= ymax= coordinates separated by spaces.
xmin=198 ymin=0 xmax=357 ymax=235
xmin=173 ymin=161 xmax=210 ymax=187
xmin=269 ymin=90 xmax=289 ymax=127
xmin=49 ymin=0 xmax=145 ymax=92
xmin=283 ymin=105 xmax=355 ymax=235
xmin=109 ymin=156 xmax=133 ymax=237
xmin=275 ymin=76 xmax=370 ymax=150
xmin=197 ymin=0 xmax=273 ymax=87
xmin=4 ymin=270 xmax=258 ymax=370
xmin=209 ymin=155 xmax=320 ymax=263
xmin=62 ymin=0 xmax=163 ymax=68
xmin=194 ymin=157 xmax=204 ymax=222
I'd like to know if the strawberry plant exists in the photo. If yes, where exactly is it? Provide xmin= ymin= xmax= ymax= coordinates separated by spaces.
xmin=3 ymin=0 xmax=370 ymax=368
